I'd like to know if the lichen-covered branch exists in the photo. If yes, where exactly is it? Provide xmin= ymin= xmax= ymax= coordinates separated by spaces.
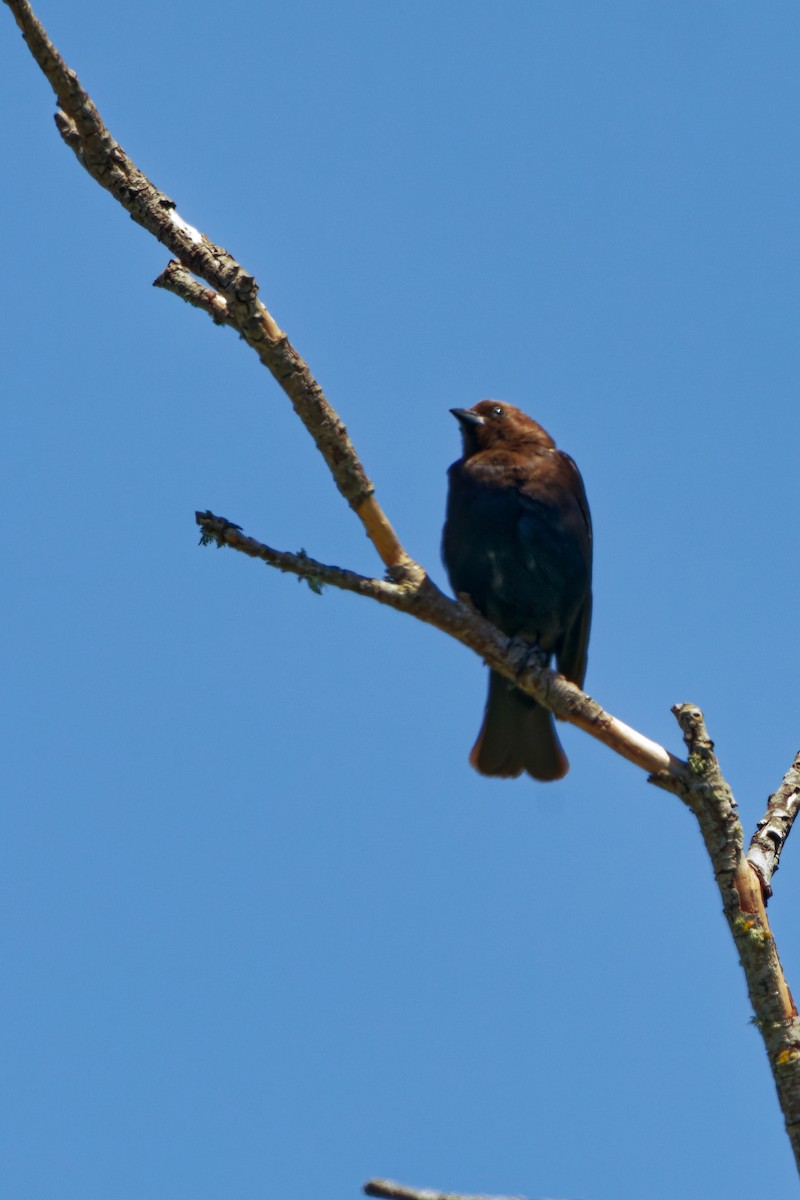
xmin=655 ymin=705 xmax=800 ymax=1164
xmin=3 ymin=0 xmax=413 ymax=576
xmin=196 ymin=513 xmax=409 ymax=605
xmin=748 ymin=752 xmax=800 ymax=894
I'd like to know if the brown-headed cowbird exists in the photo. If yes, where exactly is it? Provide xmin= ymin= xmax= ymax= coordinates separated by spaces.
xmin=442 ymin=400 xmax=592 ymax=781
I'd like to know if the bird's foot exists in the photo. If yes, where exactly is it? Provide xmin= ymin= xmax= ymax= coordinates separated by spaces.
xmin=510 ymin=639 xmax=549 ymax=683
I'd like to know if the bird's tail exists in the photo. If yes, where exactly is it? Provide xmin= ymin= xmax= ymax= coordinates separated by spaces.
xmin=469 ymin=669 xmax=568 ymax=781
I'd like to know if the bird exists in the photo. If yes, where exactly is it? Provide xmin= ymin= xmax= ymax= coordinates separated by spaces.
xmin=442 ymin=400 xmax=592 ymax=781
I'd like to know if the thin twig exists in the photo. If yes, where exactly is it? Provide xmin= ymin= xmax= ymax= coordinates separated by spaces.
xmin=155 ymin=261 xmax=231 ymax=327
xmin=748 ymin=752 xmax=800 ymax=894
xmin=196 ymin=513 xmax=407 ymax=605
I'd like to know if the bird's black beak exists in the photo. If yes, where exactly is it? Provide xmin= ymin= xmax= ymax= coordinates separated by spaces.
xmin=450 ymin=407 xmax=485 ymax=428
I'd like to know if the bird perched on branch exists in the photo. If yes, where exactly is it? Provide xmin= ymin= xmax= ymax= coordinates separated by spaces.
xmin=442 ymin=400 xmax=592 ymax=781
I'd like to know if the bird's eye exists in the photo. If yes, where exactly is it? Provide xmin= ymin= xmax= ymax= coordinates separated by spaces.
xmin=491 ymin=405 xmax=505 ymax=418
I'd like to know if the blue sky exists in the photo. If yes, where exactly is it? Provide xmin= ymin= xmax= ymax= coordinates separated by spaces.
xmin=3 ymin=3 xmax=800 ymax=1197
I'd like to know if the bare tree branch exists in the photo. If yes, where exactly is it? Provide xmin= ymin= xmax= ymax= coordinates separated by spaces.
xmin=654 ymin=706 xmax=800 ymax=1158
xmin=4 ymin=0 xmax=412 ymax=576
xmin=748 ymin=752 xmax=800 ymax=894
xmin=364 ymin=1180 xmax=527 ymax=1200
xmin=195 ymin=511 xmax=684 ymax=778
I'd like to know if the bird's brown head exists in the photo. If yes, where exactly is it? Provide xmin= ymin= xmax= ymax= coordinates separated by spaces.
xmin=450 ymin=400 xmax=555 ymax=456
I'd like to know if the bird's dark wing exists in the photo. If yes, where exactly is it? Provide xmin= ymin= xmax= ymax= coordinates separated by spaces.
xmin=558 ymin=451 xmax=593 ymax=554
xmin=558 ymin=588 xmax=592 ymax=687
xmin=513 ymin=449 xmax=592 ymax=680
xmin=550 ymin=451 xmax=592 ymax=684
